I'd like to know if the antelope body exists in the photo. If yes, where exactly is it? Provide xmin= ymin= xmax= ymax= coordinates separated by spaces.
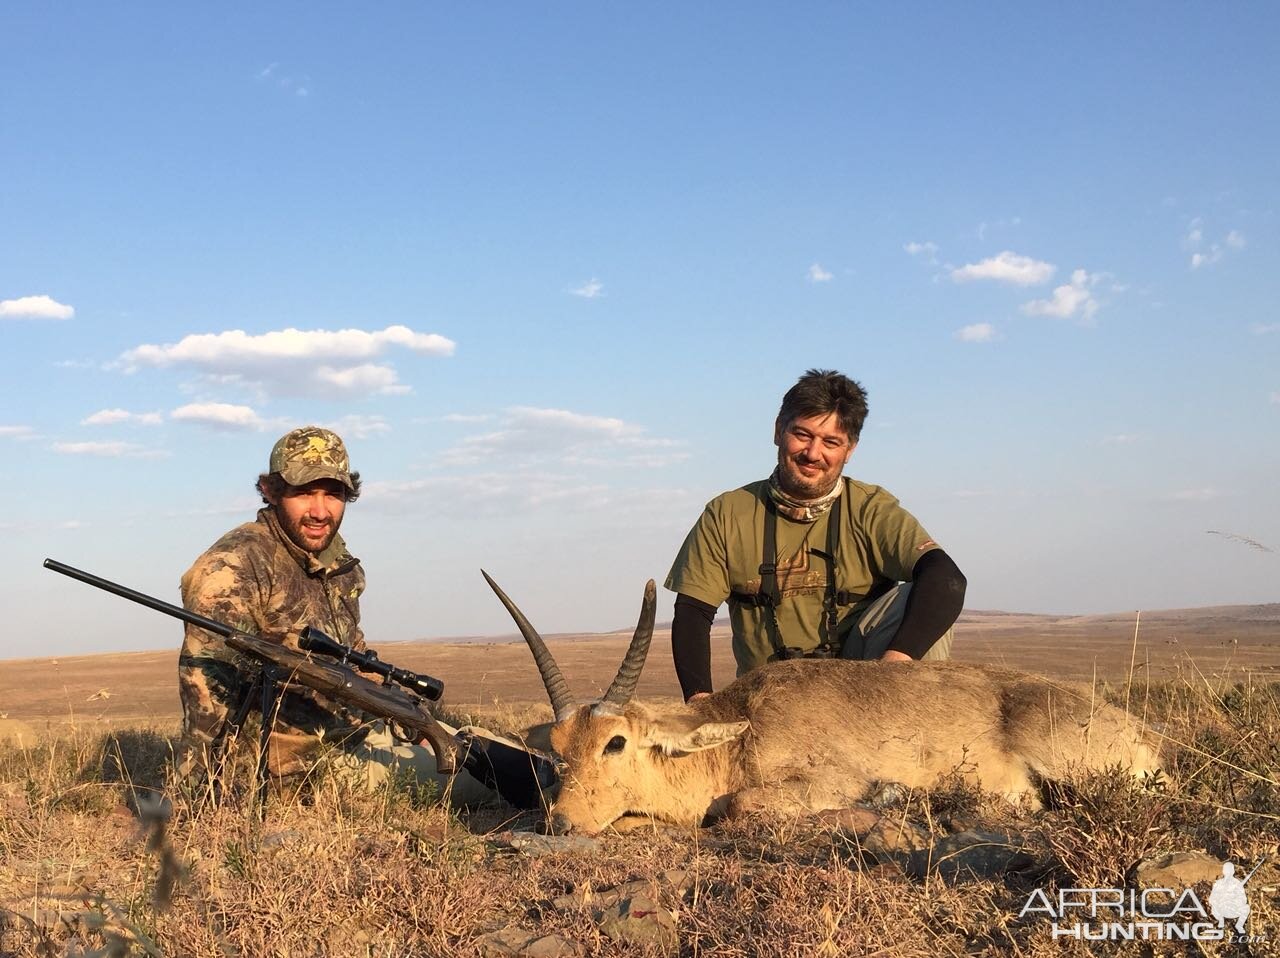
xmin=484 ymin=575 xmax=1163 ymax=836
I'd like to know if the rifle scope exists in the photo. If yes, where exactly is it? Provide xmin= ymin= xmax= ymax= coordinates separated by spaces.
xmin=299 ymin=626 xmax=444 ymax=701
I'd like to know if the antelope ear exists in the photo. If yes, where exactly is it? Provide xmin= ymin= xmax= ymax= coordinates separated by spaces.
xmin=653 ymin=720 xmax=750 ymax=756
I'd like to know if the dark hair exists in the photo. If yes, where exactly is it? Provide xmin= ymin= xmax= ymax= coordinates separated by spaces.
xmin=257 ymin=471 xmax=362 ymax=505
xmin=777 ymin=368 xmax=869 ymax=442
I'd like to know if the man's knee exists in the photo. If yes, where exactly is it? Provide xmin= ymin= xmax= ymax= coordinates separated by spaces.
xmin=842 ymin=584 xmax=954 ymax=661
xmin=920 ymin=626 xmax=953 ymax=661
xmin=337 ymin=723 xmax=503 ymax=806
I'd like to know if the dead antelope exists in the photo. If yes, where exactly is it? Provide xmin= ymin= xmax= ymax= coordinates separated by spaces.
xmin=483 ymin=574 xmax=1163 ymax=836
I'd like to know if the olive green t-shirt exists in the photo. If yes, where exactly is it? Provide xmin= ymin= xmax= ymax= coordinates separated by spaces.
xmin=665 ymin=478 xmax=939 ymax=675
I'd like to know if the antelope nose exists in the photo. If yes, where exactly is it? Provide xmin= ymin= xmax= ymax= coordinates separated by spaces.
xmin=548 ymin=811 xmax=575 ymax=835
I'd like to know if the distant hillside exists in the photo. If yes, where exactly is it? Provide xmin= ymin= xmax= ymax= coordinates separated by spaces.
xmin=425 ymin=603 xmax=1280 ymax=645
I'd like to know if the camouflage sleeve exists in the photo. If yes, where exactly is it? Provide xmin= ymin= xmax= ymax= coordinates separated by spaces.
xmin=177 ymin=536 xmax=274 ymax=750
xmin=345 ymin=565 xmax=367 ymax=652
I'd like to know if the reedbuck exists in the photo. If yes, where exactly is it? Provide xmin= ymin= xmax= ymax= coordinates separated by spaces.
xmin=483 ymin=574 xmax=1163 ymax=836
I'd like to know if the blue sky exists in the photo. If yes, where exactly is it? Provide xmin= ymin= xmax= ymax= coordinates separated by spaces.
xmin=3 ymin=4 xmax=1277 ymax=657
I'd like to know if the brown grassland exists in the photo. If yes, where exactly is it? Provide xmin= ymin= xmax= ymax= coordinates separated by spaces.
xmin=2 ymin=605 xmax=1279 ymax=956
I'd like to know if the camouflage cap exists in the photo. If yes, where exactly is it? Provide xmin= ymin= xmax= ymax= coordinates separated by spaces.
xmin=268 ymin=426 xmax=355 ymax=494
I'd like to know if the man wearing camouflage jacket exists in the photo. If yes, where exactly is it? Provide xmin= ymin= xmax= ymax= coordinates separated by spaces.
xmin=179 ymin=426 xmax=546 ymax=805
xmin=178 ymin=426 xmax=373 ymax=779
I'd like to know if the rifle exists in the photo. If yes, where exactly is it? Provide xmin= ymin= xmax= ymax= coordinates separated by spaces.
xmin=42 ymin=559 xmax=461 ymax=779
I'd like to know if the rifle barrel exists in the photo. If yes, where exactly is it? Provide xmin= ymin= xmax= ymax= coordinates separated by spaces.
xmin=43 ymin=557 xmax=235 ymax=638
xmin=1241 ymin=857 xmax=1267 ymax=885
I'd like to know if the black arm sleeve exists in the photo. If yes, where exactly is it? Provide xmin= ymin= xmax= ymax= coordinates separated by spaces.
xmin=671 ymin=593 xmax=717 ymax=700
xmin=886 ymin=549 xmax=967 ymax=659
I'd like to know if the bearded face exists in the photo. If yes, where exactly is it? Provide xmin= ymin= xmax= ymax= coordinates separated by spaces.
xmin=773 ymin=412 xmax=855 ymax=499
xmin=269 ymin=479 xmax=347 ymax=554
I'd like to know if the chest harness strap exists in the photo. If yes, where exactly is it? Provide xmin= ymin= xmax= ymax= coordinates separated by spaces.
xmin=731 ymin=492 xmax=852 ymax=660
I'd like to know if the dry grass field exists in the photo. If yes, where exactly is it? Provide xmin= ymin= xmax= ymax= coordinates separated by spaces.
xmin=2 ymin=604 xmax=1279 ymax=956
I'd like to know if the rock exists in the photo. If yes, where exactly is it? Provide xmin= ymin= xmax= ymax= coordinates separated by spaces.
xmin=865 ymin=861 xmax=908 ymax=881
xmin=554 ymin=878 xmax=647 ymax=912
xmin=908 ymin=829 xmax=1036 ymax=882
xmin=1136 ymin=851 xmax=1225 ymax=888
xmin=659 ymin=869 xmax=692 ymax=892
xmin=596 ymin=893 xmax=678 ymax=954
xmin=859 ymin=817 xmax=932 ymax=858
xmin=523 ymin=934 xmax=584 ymax=957
xmin=811 ymin=805 xmax=881 ymax=835
xmin=494 ymin=831 xmax=600 ymax=857
xmin=475 ymin=926 xmax=582 ymax=957
xmin=553 ymin=870 xmax=693 ymax=913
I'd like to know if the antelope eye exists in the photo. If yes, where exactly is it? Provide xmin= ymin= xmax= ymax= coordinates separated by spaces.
xmin=604 ymin=735 xmax=627 ymax=755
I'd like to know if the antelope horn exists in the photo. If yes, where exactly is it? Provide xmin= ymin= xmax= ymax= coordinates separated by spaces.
xmin=481 ymin=571 xmax=577 ymax=721
xmin=601 ymin=580 xmax=657 ymax=707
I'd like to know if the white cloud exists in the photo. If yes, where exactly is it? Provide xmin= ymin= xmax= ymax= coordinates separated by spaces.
xmin=1161 ymin=487 xmax=1221 ymax=502
xmin=950 ymin=251 xmax=1055 ymax=286
xmin=1020 ymin=269 xmax=1100 ymax=323
xmin=508 ymin=407 xmax=636 ymax=437
xmin=81 ymin=408 xmax=163 ymax=426
xmin=974 ymin=217 xmax=1021 ymax=241
xmin=438 ymin=406 xmax=687 ymax=469
xmin=1102 ymin=434 xmax=1140 ymax=445
xmin=118 ymin=325 xmax=454 ymax=399
xmin=949 ymin=489 xmax=997 ymax=499
xmin=257 ymin=63 xmax=310 ymax=97
xmin=955 ymin=323 xmax=996 ymax=343
xmin=440 ymin=413 xmax=495 ymax=424
xmin=0 ymin=295 xmax=75 ymax=321
xmin=52 ymin=441 xmax=168 ymax=459
xmin=1184 ymin=219 xmax=1204 ymax=248
xmin=568 ymin=278 xmax=604 ymax=299
xmin=0 ymin=517 xmax=85 ymax=534
xmin=903 ymin=241 xmax=940 ymax=265
xmin=364 ymin=471 xmax=695 ymax=521
xmin=1185 ymin=220 xmax=1245 ymax=269
xmin=1250 ymin=323 xmax=1280 ymax=335
xmin=123 ymin=325 xmax=453 ymax=366
xmin=162 ymin=496 xmax=263 ymax=520
xmin=317 ymin=363 xmax=410 ymax=396
xmin=170 ymin=402 xmax=266 ymax=431
xmin=806 ymin=263 xmax=833 ymax=283
xmin=0 ymin=425 xmax=36 ymax=440
xmin=323 ymin=414 xmax=390 ymax=440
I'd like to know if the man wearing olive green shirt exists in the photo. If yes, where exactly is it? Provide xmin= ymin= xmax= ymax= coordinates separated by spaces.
xmin=665 ymin=369 xmax=966 ymax=701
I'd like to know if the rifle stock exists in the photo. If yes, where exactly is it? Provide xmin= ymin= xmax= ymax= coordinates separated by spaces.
xmin=223 ymin=633 xmax=460 ymax=773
